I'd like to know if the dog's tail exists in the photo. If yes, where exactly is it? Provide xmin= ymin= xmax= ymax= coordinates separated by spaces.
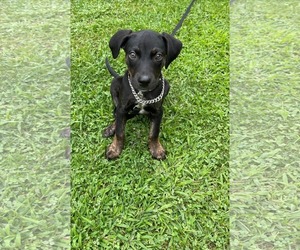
xmin=105 ymin=57 xmax=119 ymax=78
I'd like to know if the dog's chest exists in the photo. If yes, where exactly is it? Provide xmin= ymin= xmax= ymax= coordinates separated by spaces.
xmin=130 ymin=91 xmax=149 ymax=115
xmin=133 ymin=103 xmax=148 ymax=115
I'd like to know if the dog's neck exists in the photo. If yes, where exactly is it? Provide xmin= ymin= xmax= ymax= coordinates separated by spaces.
xmin=127 ymin=74 xmax=165 ymax=105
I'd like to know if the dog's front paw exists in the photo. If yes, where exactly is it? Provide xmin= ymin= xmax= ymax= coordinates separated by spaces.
xmin=149 ymin=140 xmax=166 ymax=160
xmin=106 ymin=142 xmax=122 ymax=160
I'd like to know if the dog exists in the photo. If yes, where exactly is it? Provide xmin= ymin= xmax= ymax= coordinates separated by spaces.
xmin=103 ymin=29 xmax=182 ymax=160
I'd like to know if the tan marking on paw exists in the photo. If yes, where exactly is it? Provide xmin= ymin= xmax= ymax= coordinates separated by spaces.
xmin=106 ymin=136 xmax=123 ymax=159
xmin=149 ymin=140 xmax=166 ymax=160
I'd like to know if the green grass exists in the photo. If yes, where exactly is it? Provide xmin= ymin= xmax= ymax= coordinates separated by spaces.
xmin=0 ymin=0 xmax=70 ymax=249
xmin=230 ymin=1 xmax=300 ymax=249
xmin=71 ymin=0 xmax=229 ymax=249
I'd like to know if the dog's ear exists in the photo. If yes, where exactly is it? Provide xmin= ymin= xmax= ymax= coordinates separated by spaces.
xmin=162 ymin=33 xmax=182 ymax=69
xmin=109 ymin=30 xmax=132 ymax=59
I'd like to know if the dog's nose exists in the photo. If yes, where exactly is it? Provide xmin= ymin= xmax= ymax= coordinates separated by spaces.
xmin=138 ymin=75 xmax=151 ymax=86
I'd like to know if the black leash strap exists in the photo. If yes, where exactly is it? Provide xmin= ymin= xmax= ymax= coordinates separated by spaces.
xmin=171 ymin=0 xmax=196 ymax=36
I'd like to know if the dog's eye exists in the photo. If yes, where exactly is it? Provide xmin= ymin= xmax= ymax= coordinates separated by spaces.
xmin=154 ymin=53 xmax=163 ymax=62
xmin=129 ymin=51 xmax=137 ymax=60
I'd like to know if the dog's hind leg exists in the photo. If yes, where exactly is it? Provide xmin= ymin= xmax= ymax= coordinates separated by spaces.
xmin=103 ymin=78 xmax=120 ymax=138
xmin=106 ymin=109 xmax=127 ymax=159
xmin=103 ymin=121 xmax=116 ymax=138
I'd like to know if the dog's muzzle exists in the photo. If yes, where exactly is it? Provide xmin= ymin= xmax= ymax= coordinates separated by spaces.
xmin=128 ymin=75 xmax=165 ymax=105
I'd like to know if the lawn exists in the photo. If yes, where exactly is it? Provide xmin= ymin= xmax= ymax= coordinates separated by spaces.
xmin=71 ymin=0 xmax=229 ymax=249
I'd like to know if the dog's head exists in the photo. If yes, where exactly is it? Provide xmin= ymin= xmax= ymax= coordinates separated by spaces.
xmin=109 ymin=29 xmax=182 ymax=92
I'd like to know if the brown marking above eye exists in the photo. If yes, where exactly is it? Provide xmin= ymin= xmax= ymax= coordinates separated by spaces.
xmin=151 ymin=48 xmax=164 ymax=62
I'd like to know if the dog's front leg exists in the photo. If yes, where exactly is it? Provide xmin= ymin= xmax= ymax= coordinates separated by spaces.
xmin=106 ymin=109 xmax=126 ymax=159
xmin=148 ymin=110 xmax=166 ymax=160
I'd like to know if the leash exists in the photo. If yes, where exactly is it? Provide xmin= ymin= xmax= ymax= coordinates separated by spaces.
xmin=171 ymin=0 xmax=196 ymax=36
xmin=106 ymin=0 xmax=196 ymax=77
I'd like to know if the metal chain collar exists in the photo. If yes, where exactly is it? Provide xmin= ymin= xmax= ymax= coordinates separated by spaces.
xmin=127 ymin=75 xmax=165 ymax=105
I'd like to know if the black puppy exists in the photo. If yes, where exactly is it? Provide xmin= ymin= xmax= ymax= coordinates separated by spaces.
xmin=103 ymin=30 xmax=182 ymax=160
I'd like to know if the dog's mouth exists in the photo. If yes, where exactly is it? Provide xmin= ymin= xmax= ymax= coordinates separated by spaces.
xmin=132 ymin=79 xmax=161 ymax=93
